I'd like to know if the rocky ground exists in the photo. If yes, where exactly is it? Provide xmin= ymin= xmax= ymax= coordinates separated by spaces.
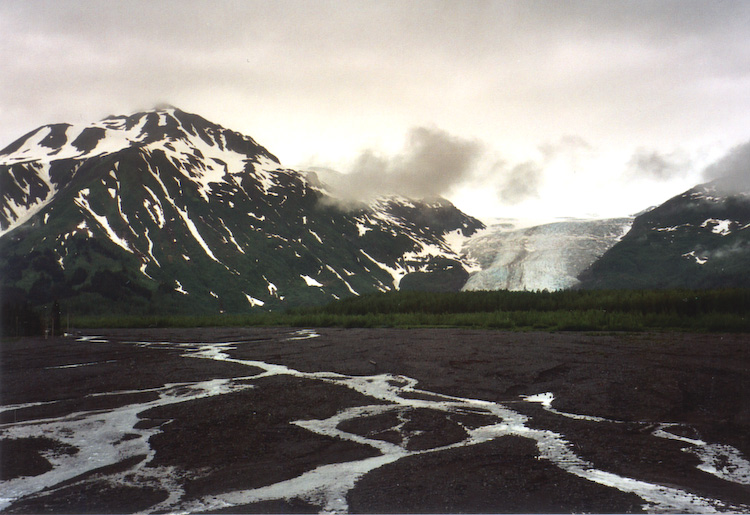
xmin=0 ymin=328 xmax=748 ymax=513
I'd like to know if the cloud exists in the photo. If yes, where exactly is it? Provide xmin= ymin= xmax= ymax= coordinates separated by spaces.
xmin=2 ymin=1 xmax=749 ymax=221
xmin=626 ymin=148 xmax=690 ymax=181
xmin=538 ymin=135 xmax=592 ymax=161
xmin=495 ymin=161 xmax=544 ymax=205
xmin=484 ymin=136 xmax=589 ymax=206
xmin=322 ymin=126 xmax=483 ymax=205
xmin=319 ymin=127 xmax=551 ymax=210
xmin=702 ymin=140 xmax=750 ymax=192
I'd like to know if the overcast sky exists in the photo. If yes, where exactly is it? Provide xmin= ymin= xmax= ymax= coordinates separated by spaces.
xmin=2 ymin=0 xmax=749 ymax=222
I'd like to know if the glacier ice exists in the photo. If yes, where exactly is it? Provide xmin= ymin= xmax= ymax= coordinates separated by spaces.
xmin=463 ymin=218 xmax=633 ymax=291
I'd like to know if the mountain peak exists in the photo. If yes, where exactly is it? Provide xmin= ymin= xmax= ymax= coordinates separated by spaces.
xmin=104 ymin=103 xmax=179 ymax=119
xmin=0 ymin=107 xmax=279 ymax=167
xmin=0 ymin=107 xmax=286 ymax=236
xmin=0 ymin=108 xmax=485 ymax=314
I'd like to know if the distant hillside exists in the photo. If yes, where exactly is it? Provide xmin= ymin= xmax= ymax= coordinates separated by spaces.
xmin=578 ymin=175 xmax=750 ymax=289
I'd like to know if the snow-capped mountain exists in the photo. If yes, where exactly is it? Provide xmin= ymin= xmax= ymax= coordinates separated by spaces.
xmin=0 ymin=106 xmax=280 ymax=236
xmin=578 ymin=176 xmax=750 ymax=289
xmin=0 ymin=107 xmax=482 ymax=315
xmin=461 ymin=218 xmax=633 ymax=291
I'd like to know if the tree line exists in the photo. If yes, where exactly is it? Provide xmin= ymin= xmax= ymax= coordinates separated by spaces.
xmin=59 ymin=288 xmax=750 ymax=333
xmin=292 ymin=288 xmax=750 ymax=317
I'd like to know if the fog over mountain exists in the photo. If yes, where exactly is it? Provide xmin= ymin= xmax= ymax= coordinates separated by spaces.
xmin=578 ymin=150 xmax=750 ymax=289
xmin=703 ymin=140 xmax=750 ymax=192
xmin=318 ymin=126 xmax=482 ymax=207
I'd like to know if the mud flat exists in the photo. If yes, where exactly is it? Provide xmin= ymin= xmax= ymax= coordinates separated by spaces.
xmin=1 ymin=328 xmax=748 ymax=513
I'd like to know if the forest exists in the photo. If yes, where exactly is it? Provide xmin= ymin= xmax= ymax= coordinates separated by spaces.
xmin=49 ymin=288 xmax=750 ymax=334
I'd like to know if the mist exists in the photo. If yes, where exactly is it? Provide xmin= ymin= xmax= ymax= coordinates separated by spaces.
xmin=494 ymin=161 xmax=544 ymax=205
xmin=627 ymin=148 xmax=691 ymax=181
xmin=321 ymin=126 xmax=483 ymax=206
xmin=702 ymin=140 xmax=750 ymax=193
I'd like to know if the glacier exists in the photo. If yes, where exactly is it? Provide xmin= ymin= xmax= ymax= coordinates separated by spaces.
xmin=462 ymin=218 xmax=633 ymax=291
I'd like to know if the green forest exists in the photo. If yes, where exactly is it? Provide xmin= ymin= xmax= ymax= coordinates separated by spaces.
xmin=54 ymin=288 xmax=750 ymax=333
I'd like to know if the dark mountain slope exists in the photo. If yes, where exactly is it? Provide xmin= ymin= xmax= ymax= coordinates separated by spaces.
xmin=578 ymin=177 xmax=750 ymax=289
xmin=0 ymin=107 xmax=482 ymax=316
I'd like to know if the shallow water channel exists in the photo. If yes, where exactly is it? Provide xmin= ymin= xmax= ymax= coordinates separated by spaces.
xmin=1 ymin=330 xmax=749 ymax=513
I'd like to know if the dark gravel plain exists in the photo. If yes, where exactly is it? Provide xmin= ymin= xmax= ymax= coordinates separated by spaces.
xmin=0 ymin=328 xmax=748 ymax=513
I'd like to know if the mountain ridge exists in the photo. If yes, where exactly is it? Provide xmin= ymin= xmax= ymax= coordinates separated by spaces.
xmin=3 ymin=106 xmax=748 ymax=319
xmin=577 ymin=176 xmax=750 ymax=289
xmin=0 ymin=106 xmax=281 ymax=236
xmin=0 ymin=107 xmax=483 ymax=315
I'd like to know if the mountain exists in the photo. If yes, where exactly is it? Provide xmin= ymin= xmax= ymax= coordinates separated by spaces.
xmin=461 ymin=218 xmax=632 ymax=291
xmin=577 ymin=176 xmax=750 ymax=289
xmin=0 ymin=107 xmax=483 ymax=316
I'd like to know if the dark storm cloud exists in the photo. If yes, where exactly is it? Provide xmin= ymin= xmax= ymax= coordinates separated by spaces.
xmin=324 ymin=126 xmax=483 ymax=205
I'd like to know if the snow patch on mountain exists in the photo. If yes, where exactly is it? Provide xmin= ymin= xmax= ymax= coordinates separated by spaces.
xmin=442 ymin=228 xmax=481 ymax=273
xmin=0 ymin=161 xmax=56 ymax=237
xmin=355 ymin=221 xmax=371 ymax=236
xmin=245 ymin=294 xmax=265 ymax=307
xmin=253 ymin=155 xmax=284 ymax=173
xmin=74 ymin=188 xmax=134 ymax=254
xmin=656 ymin=224 xmax=691 ymax=232
xmin=326 ymin=265 xmax=359 ymax=295
xmin=301 ymin=275 xmax=323 ymax=287
xmin=360 ymin=249 xmax=406 ymax=289
xmin=309 ymin=230 xmax=323 ymax=244
xmin=265 ymin=279 xmax=282 ymax=299
xmin=702 ymin=218 xmax=733 ymax=236
xmin=682 ymin=250 xmax=709 ymax=265
xmin=1 ymin=114 xmax=148 ymax=163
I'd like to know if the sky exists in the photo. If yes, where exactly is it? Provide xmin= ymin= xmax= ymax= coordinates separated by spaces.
xmin=1 ymin=0 xmax=749 ymax=222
